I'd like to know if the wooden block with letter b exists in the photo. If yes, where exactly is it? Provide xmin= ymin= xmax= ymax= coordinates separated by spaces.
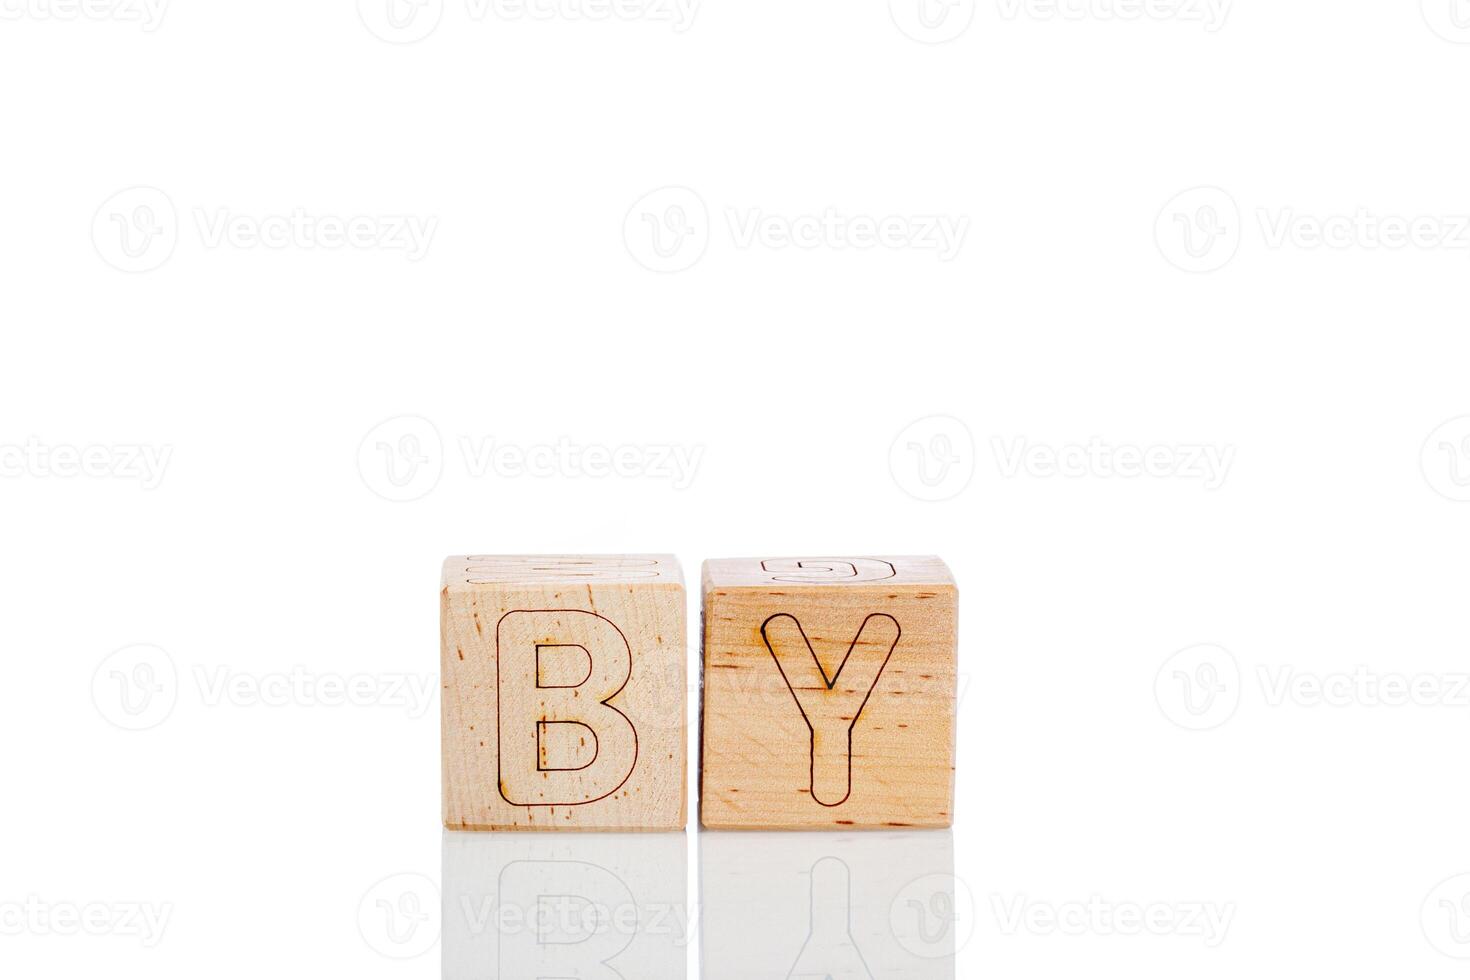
xmin=700 ymin=557 xmax=957 ymax=830
xmin=441 ymin=555 xmax=686 ymax=831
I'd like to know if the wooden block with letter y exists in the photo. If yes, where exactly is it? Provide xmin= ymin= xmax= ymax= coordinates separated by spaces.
xmin=442 ymin=555 xmax=686 ymax=831
xmin=700 ymin=557 xmax=957 ymax=830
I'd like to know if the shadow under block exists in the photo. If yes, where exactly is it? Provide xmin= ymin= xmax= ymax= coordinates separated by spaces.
xmin=700 ymin=557 xmax=957 ymax=830
xmin=441 ymin=555 xmax=686 ymax=831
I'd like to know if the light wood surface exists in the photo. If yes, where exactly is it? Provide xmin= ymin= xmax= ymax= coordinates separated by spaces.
xmin=700 ymin=556 xmax=957 ymax=830
xmin=442 ymin=555 xmax=686 ymax=831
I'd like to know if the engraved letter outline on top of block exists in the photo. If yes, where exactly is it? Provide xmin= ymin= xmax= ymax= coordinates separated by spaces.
xmin=465 ymin=556 xmax=663 ymax=583
xmin=760 ymin=611 xmax=902 ymax=807
xmin=760 ymin=558 xmax=897 ymax=583
xmin=496 ymin=609 xmax=639 ymax=808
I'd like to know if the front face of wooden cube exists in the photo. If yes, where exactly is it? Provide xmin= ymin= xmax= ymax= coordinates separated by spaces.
xmin=442 ymin=556 xmax=686 ymax=831
xmin=701 ymin=557 xmax=957 ymax=830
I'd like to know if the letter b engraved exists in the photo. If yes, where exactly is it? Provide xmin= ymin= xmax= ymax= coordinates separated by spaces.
xmin=497 ymin=610 xmax=638 ymax=807
xmin=761 ymin=613 xmax=901 ymax=807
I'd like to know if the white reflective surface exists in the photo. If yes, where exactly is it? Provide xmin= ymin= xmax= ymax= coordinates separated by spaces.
xmin=442 ymin=831 xmax=690 ymax=978
xmin=700 ymin=831 xmax=961 ymax=979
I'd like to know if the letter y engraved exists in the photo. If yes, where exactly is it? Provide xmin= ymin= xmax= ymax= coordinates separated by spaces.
xmin=761 ymin=613 xmax=901 ymax=807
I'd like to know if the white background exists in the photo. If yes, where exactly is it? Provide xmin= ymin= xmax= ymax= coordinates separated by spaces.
xmin=3 ymin=0 xmax=1470 ymax=975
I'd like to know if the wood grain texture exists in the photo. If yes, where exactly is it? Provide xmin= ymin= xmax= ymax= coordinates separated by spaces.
xmin=442 ymin=555 xmax=686 ymax=831
xmin=700 ymin=556 xmax=957 ymax=830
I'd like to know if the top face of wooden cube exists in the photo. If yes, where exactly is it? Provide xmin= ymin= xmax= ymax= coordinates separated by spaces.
xmin=702 ymin=556 xmax=954 ymax=591
xmin=443 ymin=555 xmax=684 ymax=591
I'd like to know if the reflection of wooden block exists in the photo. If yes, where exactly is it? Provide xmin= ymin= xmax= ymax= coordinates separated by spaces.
xmin=441 ymin=555 xmax=685 ymax=831
xmin=701 ymin=830 xmax=957 ymax=976
xmin=443 ymin=832 xmax=689 ymax=979
xmin=700 ymin=557 xmax=957 ymax=830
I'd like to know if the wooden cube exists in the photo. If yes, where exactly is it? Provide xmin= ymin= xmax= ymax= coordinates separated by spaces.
xmin=441 ymin=555 xmax=686 ymax=831
xmin=700 ymin=557 xmax=957 ymax=830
